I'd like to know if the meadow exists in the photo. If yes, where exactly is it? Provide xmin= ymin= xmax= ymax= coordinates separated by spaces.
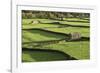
xmin=22 ymin=17 xmax=90 ymax=62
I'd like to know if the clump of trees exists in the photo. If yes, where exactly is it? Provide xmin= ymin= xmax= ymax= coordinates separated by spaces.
xmin=22 ymin=10 xmax=90 ymax=20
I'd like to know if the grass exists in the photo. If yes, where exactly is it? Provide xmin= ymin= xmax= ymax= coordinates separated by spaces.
xmin=22 ymin=29 xmax=67 ymax=42
xmin=46 ymin=27 xmax=90 ymax=37
xmin=22 ymin=18 xmax=90 ymax=62
xmin=22 ymin=49 xmax=77 ymax=62
xmin=42 ymin=41 xmax=90 ymax=59
xmin=22 ymin=18 xmax=89 ymax=29
xmin=23 ymin=41 xmax=90 ymax=60
xmin=22 ymin=50 xmax=67 ymax=62
xmin=22 ymin=24 xmax=59 ymax=29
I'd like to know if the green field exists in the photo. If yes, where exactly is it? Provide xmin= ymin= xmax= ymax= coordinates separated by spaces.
xmin=22 ymin=11 xmax=90 ymax=62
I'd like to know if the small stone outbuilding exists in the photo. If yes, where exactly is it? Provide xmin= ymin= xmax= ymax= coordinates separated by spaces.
xmin=69 ymin=32 xmax=81 ymax=40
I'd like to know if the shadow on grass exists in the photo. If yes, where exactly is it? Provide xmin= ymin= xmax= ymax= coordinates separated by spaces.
xmin=81 ymin=37 xmax=90 ymax=41
xmin=42 ymin=22 xmax=89 ymax=28
xmin=23 ymin=36 xmax=89 ymax=45
xmin=66 ymin=20 xmax=89 ymax=23
xmin=68 ymin=37 xmax=90 ymax=42
xmin=23 ymin=28 xmax=70 ymax=37
xmin=22 ymin=28 xmax=89 ymax=48
xmin=22 ymin=48 xmax=78 ymax=62
xmin=49 ymin=18 xmax=89 ymax=23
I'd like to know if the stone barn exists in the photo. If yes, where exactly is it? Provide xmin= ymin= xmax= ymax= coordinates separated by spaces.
xmin=29 ymin=20 xmax=40 ymax=24
xmin=69 ymin=32 xmax=81 ymax=40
